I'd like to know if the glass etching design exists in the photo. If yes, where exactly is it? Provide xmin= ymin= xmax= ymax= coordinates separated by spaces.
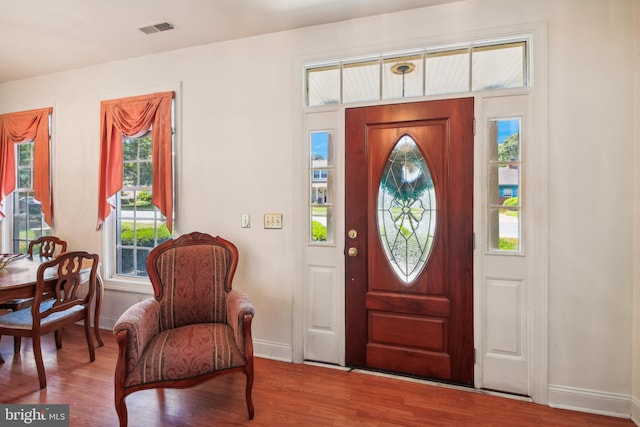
xmin=378 ymin=135 xmax=436 ymax=284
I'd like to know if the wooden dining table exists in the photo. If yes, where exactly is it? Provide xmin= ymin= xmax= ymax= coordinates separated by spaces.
xmin=0 ymin=255 xmax=104 ymax=347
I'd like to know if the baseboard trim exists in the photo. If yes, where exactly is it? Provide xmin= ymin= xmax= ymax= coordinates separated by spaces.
xmin=254 ymin=339 xmax=293 ymax=362
xmin=631 ymin=395 xmax=640 ymax=426
xmin=548 ymin=384 xmax=632 ymax=419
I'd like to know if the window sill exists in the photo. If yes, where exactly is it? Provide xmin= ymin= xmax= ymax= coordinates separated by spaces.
xmin=103 ymin=275 xmax=154 ymax=295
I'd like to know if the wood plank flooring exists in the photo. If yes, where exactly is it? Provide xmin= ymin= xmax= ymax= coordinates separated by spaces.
xmin=0 ymin=325 xmax=634 ymax=426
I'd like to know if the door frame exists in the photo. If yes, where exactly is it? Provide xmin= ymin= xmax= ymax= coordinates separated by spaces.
xmin=294 ymin=24 xmax=548 ymax=405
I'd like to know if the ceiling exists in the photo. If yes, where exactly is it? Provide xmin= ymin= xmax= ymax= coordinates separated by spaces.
xmin=0 ymin=0 xmax=461 ymax=84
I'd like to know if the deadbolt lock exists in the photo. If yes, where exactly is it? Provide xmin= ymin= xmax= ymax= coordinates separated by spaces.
xmin=347 ymin=247 xmax=358 ymax=257
xmin=348 ymin=229 xmax=358 ymax=239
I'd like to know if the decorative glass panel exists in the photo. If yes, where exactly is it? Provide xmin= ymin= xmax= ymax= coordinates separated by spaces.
xmin=382 ymin=55 xmax=423 ymax=99
xmin=426 ymin=48 xmax=470 ymax=95
xmin=472 ymin=42 xmax=526 ymax=91
xmin=343 ymin=60 xmax=380 ymax=104
xmin=488 ymin=118 xmax=522 ymax=252
xmin=377 ymin=135 xmax=436 ymax=284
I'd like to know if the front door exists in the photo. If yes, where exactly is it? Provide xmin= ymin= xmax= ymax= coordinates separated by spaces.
xmin=345 ymin=98 xmax=474 ymax=385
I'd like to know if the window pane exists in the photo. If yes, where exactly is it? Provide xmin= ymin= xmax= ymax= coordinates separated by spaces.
xmin=489 ymin=165 xmax=520 ymax=205
xmin=343 ymin=60 xmax=380 ymax=104
xmin=137 ymin=249 xmax=150 ymax=276
xmin=17 ymin=143 xmax=31 ymax=167
xmin=472 ymin=42 xmax=526 ymax=91
xmin=123 ymin=137 xmax=137 ymax=161
xmin=311 ymin=206 xmax=333 ymax=243
xmin=383 ymin=55 xmax=423 ymax=99
xmin=488 ymin=208 xmax=520 ymax=251
xmin=310 ymin=170 xmax=333 ymax=205
xmin=18 ymin=167 xmax=31 ymax=188
xmin=119 ymin=247 xmax=135 ymax=275
xmin=307 ymin=65 xmax=340 ymax=106
xmin=136 ymin=220 xmax=158 ymax=248
xmin=123 ymin=163 xmax=137 ymax=186
xmin=311 ymin=131 xmax=332 ymax=167
xmin=139 ymin=161 xmax=152 ymax=186
xmin=138 ymin=136 xmax=152 ymax=160
xmin=12 ymin=214 xmax=26 ymax=240
xmin=426 ymin=49 xmax=470 ymax=95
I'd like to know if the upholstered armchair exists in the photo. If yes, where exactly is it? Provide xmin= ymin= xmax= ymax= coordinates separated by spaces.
xmin=113 ymin=232 xmax=255 ymax=427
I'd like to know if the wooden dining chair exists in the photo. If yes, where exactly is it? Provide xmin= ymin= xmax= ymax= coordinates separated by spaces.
xmin=0 ymin=236 xmax=68 ymax=355
xmin=27 ymin=235 xmax=68 ymax=258
xmin=0 ymin=236 xmax=68 ymax=311
xmin=0 ymin=251 xmax=99 ymax=388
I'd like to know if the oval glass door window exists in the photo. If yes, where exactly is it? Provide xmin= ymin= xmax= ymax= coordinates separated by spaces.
xmin=377 ymin=135 xmax=436 ymax=284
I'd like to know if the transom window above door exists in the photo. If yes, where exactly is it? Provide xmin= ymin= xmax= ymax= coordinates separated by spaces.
xmin=305 ymin=37 xmax=529 ymax=106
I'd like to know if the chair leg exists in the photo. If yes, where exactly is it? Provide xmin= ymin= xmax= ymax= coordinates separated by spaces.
xmin=84 ymin=320 xmax=95 ymax=362
xmin=32 ymin=336 xmax=46 ymax=389
xmin=54 ymin=329 xmax=63 ymax=350
xmin=115 ymin=392 xmax=128 ymax=427
xmin=245 ymin=370 xmax=254 ymax=419
xmin=14 ymin=337 xmax=21 ymax=353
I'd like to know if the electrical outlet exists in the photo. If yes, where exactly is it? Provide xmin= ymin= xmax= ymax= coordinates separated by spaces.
xmin=264 ymin=213 xmax=283 ymax=229
xmin=241 ymin=213 xmax=250 ymax=228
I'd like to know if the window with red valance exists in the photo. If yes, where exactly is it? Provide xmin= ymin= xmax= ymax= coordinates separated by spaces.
xmin=97 ymin=91 xmax=174 ymax=233
xmin=0 ymin=107 xmax=53 ymax=226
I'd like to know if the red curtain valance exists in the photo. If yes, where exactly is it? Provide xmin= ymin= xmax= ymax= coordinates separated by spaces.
xmin=0 ymin=107 xmax=53 ymax=226
xmin=97 ymin=91 xmax=174 ymax=232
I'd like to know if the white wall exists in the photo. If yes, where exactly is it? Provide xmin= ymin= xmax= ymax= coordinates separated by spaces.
xmin=545 ymin=0 xmax=634 ymax=413
xmin=0 ymin=0 xmax=636 ymax=417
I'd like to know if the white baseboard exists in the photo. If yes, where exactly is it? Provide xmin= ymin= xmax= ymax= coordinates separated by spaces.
xmin=253 ymin=339 xmax=293 ymax=362
xmin=631 ymin=396 xmax=640 ymax=426
xmin=548 ymin=384 xmax=632 ymax=420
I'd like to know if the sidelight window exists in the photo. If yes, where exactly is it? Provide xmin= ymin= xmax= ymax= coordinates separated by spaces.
xmin=488 ymin=118 xmax=521 ymax=252
xmin=309 ymin=130 xmax=334 ymax=244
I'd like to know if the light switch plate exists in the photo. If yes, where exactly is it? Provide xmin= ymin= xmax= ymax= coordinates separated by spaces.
xmin=241 ymin=213 xmax=250 ymax=228
xmin=264 ymin=213 xmax=283 ymax=229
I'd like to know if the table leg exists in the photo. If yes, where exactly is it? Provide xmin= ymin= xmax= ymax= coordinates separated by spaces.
xmin=94 ymin=273 xmax=104 ymax=347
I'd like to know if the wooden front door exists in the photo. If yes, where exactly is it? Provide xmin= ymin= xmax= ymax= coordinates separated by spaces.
xmin=345 ymin=98 xmax=474 ymax=385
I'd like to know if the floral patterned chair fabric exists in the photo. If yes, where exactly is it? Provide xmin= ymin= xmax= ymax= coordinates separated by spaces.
xmin=113 ymin=232 xmax=255 ymax=427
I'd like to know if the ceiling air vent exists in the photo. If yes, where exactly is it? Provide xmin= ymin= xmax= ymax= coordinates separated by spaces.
xmin=138 ymin=22 xmax=175 ymax=35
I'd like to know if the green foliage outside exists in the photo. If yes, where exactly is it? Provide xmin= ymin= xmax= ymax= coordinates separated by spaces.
xmin=498 ymin=133 xmax=519 ymax=162
xmin=311 ymin=220 xmax=327 ymax=242
xmin=503 ymin=196 xmax=518 ymax=207
xmin=499 ymin=238 xmax=518 ymax=251
xmin=499 ymin=197 xmax=519 ymax=250
xmin=502 ymin=196 xmax=519 ymax=217
xmin=120 ymin=221 xmax=171 ymax=247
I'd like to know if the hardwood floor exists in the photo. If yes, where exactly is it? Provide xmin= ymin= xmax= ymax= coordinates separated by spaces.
xmin=0 ymin=325 xmax=634 ymax=427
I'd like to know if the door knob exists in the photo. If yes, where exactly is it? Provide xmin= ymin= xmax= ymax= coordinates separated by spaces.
xmin=347 ymin=247 xmax=358 ymax=257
